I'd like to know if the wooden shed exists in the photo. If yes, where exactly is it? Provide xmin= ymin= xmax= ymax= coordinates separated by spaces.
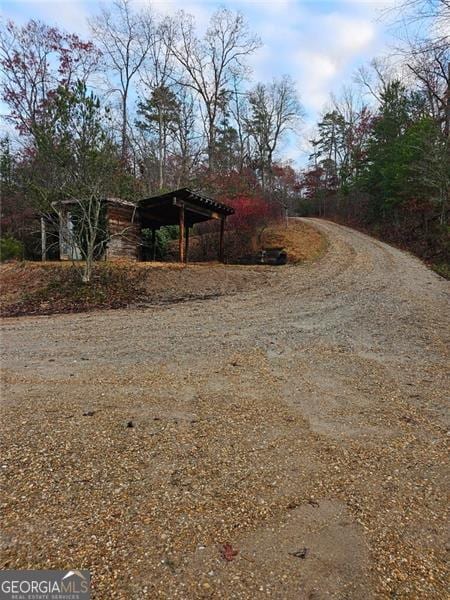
xmin=57 ymin=189 xmax=234 ymax=263
xmin=104 ymin=198 xmax=140 ymax=260
xmin=57 ymin=198 xmax=140 ymax=261
xmin=139 ymin=188 xmax=235 ymax=263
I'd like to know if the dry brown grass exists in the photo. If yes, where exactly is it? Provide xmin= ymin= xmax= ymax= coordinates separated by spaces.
xmin=0 ymin=219 xmax=326 ymax=317
xmin=261 ymin=219 xmax=327 ymax=263
xmin=0 ymin=262 xmax=148 ymax=317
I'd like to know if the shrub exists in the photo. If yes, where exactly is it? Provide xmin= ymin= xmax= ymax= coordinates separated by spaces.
xmin=0 ymin=236 xmax=24 ymax=261
xmin=226 ymin=195 xmax=281 ymax=237
xmin=141 ymin=226 xmax=179 ymax=260
xmin=431 ymin=262 xmax=450 ymax=280
xmin=193 ymin=195 xmax=282 ymax=261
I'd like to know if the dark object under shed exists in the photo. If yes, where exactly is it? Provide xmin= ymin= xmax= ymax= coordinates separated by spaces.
xmin=237 ymin=247 xmax=288 ymax=266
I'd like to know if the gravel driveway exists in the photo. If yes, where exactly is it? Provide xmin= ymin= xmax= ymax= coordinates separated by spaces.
xmin=1 ymin=218 xmax=448 ymax=599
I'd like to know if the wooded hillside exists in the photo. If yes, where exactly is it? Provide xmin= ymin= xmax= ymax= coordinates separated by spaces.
xmin=0 ymin=0 xmax=448 ymax=275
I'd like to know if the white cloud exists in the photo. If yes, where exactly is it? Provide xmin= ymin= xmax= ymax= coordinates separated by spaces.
xmin=295 ymin=51 xmax=338 ymax=111
xmin=324 ymin=13 xmax=376 ymax=56
xmin=293 ymin=12 xmax=376 ymax=112
xmin=3 ymin=0 xmax=91 ymax=35
xmin=143 ymin=0 xmax=212 ymax=31
xmin=1 ymin=0 xmax=387 ymax=166
xmin=238 ymin=1 xmax=379 ymax=116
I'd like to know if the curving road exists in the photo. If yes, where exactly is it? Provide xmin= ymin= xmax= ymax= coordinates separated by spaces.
xmin=1 ymin=219 xmax=449 ymax=599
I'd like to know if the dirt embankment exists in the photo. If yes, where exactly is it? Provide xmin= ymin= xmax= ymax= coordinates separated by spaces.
xmin=0 ymin=220 xmax=325 ymax=317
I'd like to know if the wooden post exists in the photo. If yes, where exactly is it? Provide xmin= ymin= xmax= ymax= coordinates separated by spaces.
xmin=59 ymin=206 xmax=67 ymax=260
xmin=40 ymin=216 xmax=47 ymax=261
xmin=219 ymin=216 xmax=225 ymax=263
xmin=152 ymin=228 xmax=156 ymax=261
xmin=179 ymin=204 xmax=185 ymax=263
xmin=185 ymin=225 xmax=190 ymax=264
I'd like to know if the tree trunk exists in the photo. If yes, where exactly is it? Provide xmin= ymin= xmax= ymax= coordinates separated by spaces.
xmin=159 ymin=111 xmax=164 ymax=189
xmin=267 ymin=151 xmax=273 ymax=192
xmin=82 ymin=261 xmax=92 ymax=284
xmin=40 ymin=216 xmax=47 ymax=261
xmin=83 ymin=236 xmax=95 ymax=283
xmin=260 ymin=149 xmax=266 ymax=191
xmin=178 ymin=204 xmax=185 ymax=263
xmin=208 ymin=117 xmax=216 ymax=170
xmin=121 ymin=89 xmax=128 ymax=161
xmin=445 ymin=62 xmax=450 ymax=138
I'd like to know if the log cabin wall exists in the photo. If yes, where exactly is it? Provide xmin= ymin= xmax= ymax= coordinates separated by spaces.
xmin=105 ymin=202 xmax=141 ymax=260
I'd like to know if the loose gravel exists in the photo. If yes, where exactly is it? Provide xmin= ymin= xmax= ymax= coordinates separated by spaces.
xmin=1 ymin=218 xmax=448 ymax=599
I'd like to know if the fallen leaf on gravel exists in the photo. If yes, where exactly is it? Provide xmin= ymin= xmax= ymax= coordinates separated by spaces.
xmin=220 ymin=543 xmax=239 ymax=561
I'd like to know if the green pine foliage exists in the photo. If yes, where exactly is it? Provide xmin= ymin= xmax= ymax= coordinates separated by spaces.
xmin=304 ymin=78 xmax=449 ymax=273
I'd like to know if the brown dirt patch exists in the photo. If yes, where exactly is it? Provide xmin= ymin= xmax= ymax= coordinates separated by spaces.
xmin=0 ymin=220 xmax=325 ymax=317
xmin=0 ymin=263 xmax=148 ymax=317
xmin=261 ymin=219 xmax=327 ymax=263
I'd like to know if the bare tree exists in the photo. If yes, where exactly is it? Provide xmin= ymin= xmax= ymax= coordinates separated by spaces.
xmin=90 ymin=0 xmax=154 ymax=160
xmin=29 ymin=81 xmax=132 ymax=282
xmin=171 ymin=87 xmax=203 ymax=185
xmin=406 ymin=45 xmax=450 ymax=132
xmin=167 ymin=8 xmax=260 ymax=170
xmin=137 ymin=18 xmax=177 ymax=189
xmin=383 ymin=0 xmax=450 ymax=134
xmin=355 ymin=58 xmax=397 ymax=104
xmin=0 ymin=19 xmax=99 ymax=138
xmin=385 ymin=0 xmax=450 ymax=51
xmin=141 ymin=17 xmax=175 ymax=90
xmin=229 ymin=75 xmax=251 ymax=172
xmin=246 ymin=76 xmax=303 ymax=190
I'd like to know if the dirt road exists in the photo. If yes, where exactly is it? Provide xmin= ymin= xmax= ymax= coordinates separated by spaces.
xmin=1 ymin=219 xmax=448 ymax=599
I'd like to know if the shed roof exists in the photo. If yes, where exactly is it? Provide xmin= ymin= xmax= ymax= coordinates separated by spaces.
xmin=58 ymin=197 xmax=136 ymax=208
xmin=138 ymin=188 xmax=234 ymax=229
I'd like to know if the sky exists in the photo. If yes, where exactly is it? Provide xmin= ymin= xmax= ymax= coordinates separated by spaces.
xmin=1 ymin=0 xmax=397 ymax=165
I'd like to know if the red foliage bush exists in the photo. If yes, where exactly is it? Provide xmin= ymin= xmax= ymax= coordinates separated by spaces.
xmin=193 ymin=193 xmax=282 ymax=261
xmin=192 ymin=170 xmax=283 ymax=261
xmin=197 ymin=168 xmax=260 ymax=203
xmin=226 ymin=194 xmax=281 ymax=233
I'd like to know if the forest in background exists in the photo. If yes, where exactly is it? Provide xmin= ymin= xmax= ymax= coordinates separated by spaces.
xmin=300 ymin=1 xmax=449 ymax=277
xmin=0 ymin=0 xmax=449 ymax=276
